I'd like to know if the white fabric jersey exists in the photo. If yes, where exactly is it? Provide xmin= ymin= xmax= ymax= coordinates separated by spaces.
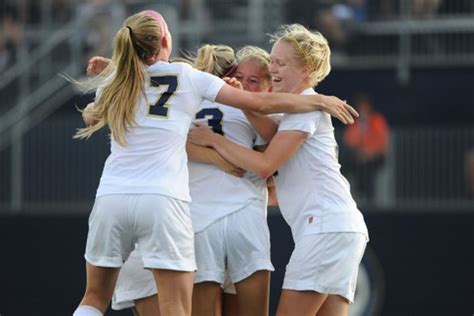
xmin=274 ymin=88 xmax=368 ymax=241
xmin=189 ymin=100 xmax=267 ymax=232
xmin=95 ymin=62 xmax=225 ymax=201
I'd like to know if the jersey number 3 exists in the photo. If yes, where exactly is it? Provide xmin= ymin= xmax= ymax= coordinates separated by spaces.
xmin=195 ymin=108 xmax=224 ymax=135
xmin=148 ymin=76 xmax=178 ymax=117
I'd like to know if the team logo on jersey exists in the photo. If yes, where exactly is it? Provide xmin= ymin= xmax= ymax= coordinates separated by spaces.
xmin=308 ymin=215 xmax=314 ymax=224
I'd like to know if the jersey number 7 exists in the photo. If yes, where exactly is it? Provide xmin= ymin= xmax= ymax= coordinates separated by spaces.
xmin=148 ymin=75 xmax=178 ymax=117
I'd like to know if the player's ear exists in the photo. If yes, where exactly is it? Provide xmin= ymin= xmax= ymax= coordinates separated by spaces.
xmin=302 ymin=64 xmax=312 ymax=76
xmin=161 ymin=34 xmax=169 ymax=50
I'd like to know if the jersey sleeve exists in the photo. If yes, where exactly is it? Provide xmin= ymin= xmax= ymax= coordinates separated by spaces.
xmin=278 ymin=111 xmax=322 ymax=138
xmin=253 ymin=114 xmax=282 ymax=146
xmin=254 ymin=134 xmax=267 ymax=146
xmin=189 ymin=68 xmax=226 ymax=102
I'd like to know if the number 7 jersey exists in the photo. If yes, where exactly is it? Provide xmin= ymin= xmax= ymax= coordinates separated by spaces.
xmin=95 ymin=61 xmax=225 ymax=201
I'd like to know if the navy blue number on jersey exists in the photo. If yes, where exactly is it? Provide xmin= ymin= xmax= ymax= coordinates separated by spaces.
xmin=149 ymin=76 xmax=178 ymax=117
xmin=195 ymin=108 xmax=224 ymax=135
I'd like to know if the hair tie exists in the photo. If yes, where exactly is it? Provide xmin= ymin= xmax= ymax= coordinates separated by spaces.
xmin=126 ymin=25 xmax=146 ymax=59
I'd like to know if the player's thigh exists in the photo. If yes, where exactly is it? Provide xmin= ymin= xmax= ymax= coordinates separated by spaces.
xmin=192 ymin=281 xmax=221 ymax=316
xmin=234 ymin=270 xmax=270 ymax=316
xmin=152 ymin=269 xmax=195 ymax=315
xmin=276 ymin=289 xmax=327 ymax=316
xmin=316 ymin=294 xmax=349 ymax=316
xmin=112 ymin=248 xmax=157 ymax=312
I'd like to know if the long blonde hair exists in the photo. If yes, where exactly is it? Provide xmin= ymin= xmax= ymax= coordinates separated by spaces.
xmin=270 ymin=24 xmax=331 ymax=86
xmin=74 ymin=12 xmax=163 ymax=146
xmin=194 ymin=44 xmax=237 ymax=77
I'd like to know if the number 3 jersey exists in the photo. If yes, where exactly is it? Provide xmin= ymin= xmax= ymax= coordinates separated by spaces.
xmin=189 ymin=100 xmax=268 ymax=232
xmin=95 ymin=61 xmax=225 ymax=202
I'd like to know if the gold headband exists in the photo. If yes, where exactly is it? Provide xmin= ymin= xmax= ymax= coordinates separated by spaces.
xmin=289 ymin=37 xmax=312 ymax=68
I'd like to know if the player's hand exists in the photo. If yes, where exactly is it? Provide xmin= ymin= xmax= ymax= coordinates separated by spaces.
xmin=320 ymin=95 xmax=359 ymax=125
xmin=86 ymin=56 xmax=111 ymax=76
xmin=82 ymin=102 xmax=98 ymax=125
xmin=217 ymin=157 xmax=246 ymax=178
xmin=223 ymin=77 xmax=243 ymax=90
xmin=188 ymin=123 xmax=218 ymax=147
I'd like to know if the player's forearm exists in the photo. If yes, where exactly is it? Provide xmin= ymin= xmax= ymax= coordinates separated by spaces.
xmin=244 ymin=110 xmax=278 ymax=143
xmin=217 ymin=86 xmax=323 ymax=114
xmin=186 ymin=141 xmax=225 ymax=166
xmin=257 ymin=92 xmax=326 ymax=114
xmin=210 ymin=135 xmax=275 ymax=179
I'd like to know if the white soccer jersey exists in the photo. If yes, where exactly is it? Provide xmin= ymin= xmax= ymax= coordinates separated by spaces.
xmin=96 ymin=62 xmax=225 ymax=201
xmin=189 ymin=100 xmax=268 ymax=232
xmin=274 ymin=88 xmax=368 ymax=241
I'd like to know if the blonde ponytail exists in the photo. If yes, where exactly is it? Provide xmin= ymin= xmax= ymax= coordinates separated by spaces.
xmin=74 ymin=12 xmax=163 ymax=146
xmin=194 ymin=44 xmax=236 ymax=77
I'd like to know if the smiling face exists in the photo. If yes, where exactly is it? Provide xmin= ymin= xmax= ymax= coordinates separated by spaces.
xmin=269 ymin=40 xmax=311 ymax=94
xmin=234 ymin=58 xmax=271 ymax=92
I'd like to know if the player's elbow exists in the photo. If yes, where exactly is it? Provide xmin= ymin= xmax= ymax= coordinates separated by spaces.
xmin=257 ymin=164 xmax=276 ymax=179
xmin=82 ymin=102 xmax=98 ymax=125
xmin=255 ymin=102 xmax=272 ymax=115
xmin=82 ymin=111 xmax=98 ymax=126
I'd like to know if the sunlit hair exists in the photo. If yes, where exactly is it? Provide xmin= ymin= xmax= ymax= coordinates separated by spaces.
xmin=194 ymin=44 xmax=236 ymax=77
xmin=74 ymin=11 xmax=163 ymax=146
xmin=236 ymin=45 xmax=272 ymax=84
xmin=270 ymin=24 xmax=331 ymax=86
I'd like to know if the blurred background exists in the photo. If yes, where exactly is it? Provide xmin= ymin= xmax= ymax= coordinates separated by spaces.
xmin=0 ymin=0 xmax=473 ymax=315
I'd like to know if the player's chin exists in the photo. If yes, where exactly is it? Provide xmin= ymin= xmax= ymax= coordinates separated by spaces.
xmin=271 ymin=82 xmax=285 ymax=93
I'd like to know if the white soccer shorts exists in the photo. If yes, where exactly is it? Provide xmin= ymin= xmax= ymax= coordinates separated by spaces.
xmin=85 ymin=194 xmax=196 ymax=271
xmin=194 ymin=201 xmax=274 ymax=285
xmin=283 ymin=232 xmax=367 ymax=303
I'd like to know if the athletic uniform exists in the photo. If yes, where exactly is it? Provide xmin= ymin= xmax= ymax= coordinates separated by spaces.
xmin=112 ymin=101 xmax=274 ymax=310
xmin=274 ymin=88 xmax=369 ymax=303
xmin=190 ymin=100 xmax=274 ymax=285
xmin=84 ymin=61 xmax=225 ymax=272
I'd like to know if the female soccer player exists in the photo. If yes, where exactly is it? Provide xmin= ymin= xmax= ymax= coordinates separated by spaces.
xmin=188 ymin=24 xmax=369 ymax=316
xmin=109 ymin=44 xmax=274 ymax=316
xmin=189 ymin=44 xmax=274 ymax=316
xmin=215 ymin=45 xmax=275 ymax=316
xmin=73 ymin=9 xmax=357 ymax=316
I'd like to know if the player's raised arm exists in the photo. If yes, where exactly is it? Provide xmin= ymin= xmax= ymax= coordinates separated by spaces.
xmin=215 ymin=83 xmax=357 ymax=122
